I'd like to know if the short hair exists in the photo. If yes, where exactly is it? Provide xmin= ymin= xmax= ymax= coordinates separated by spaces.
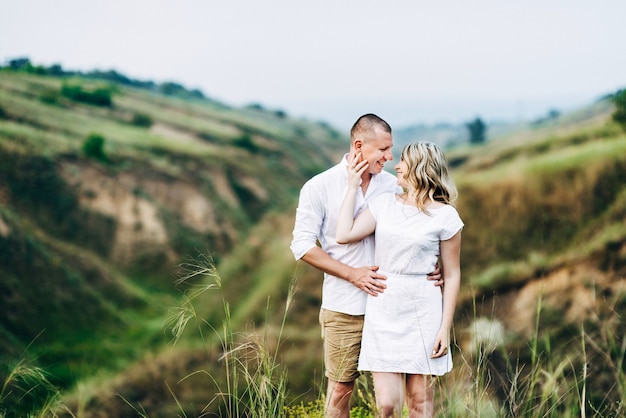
xmin=350 ymin=113 xmax=392 ymax=143
xmin=400 ymin=141 xmax=458 ymax=214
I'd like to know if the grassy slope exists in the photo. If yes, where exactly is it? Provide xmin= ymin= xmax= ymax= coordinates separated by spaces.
xmin=450 ymin=100 xmax=625 ymax=287
xmin=0 ymin=71 xmax=343 ymax=409
xmin=447 ymin=103 xmax=626 ymax=414
xmin=2 ymin=70 xmax=625 ymax=415
xmin=70 ymin=98 xmax=626 ymax=416
xmin=193 ymin=100 xmax=626 ymax=415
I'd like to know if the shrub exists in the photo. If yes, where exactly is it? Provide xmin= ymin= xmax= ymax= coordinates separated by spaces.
xmin=611 ymin=88 xmax=626 ymax=131
xmin=131 ymin=112 xmax=153 ymax=128
xmin=82 ymin=133 xmax=108 ymax=162
xmin=245 ymin=103 xmax=265 ymax=111
xmin=159 ymin=81 xmax=186 ymax=96
xmin=61 ymin=82 xmax=113 ymax=107
xmin=39 ymin=88 xmax=60 ymax=105
xmin=233 ymin=134 xmax=259 ymax=153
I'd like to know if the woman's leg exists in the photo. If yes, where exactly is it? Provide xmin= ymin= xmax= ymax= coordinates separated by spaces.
xmin=405 ymin=374 xmax=434 ymax=418
xmin=372 ymin=372 xmax=404 ymax=417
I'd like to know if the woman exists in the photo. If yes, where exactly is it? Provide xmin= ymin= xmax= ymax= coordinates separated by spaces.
xmin=336 ymin=142 xmax=463 ymax=417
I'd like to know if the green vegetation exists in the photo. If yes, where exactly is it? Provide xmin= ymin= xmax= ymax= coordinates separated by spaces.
xmin=233 ymin=133 xmax=259 ymax=153
xmin=1 ymin=57 xmax=206 ymax=102
xmin=466 ymin=117 xmax=486 ymax=144
xmin=1 ymin=356 xmax=65 ymax=417
xmin=166 ymin=256 xmax=626 ymax=417
xmin=130 ymin=112 xmax=153 ymax=128
xmin=0 ymin=69 xmax=344 ymax=416
xmin=611 ymin=88 xmax=626 ymax=131
xmin=454 ymin=124 xmax=626 ymax=280
xmin=61 ymin=82 xmax=113 ymax=107
xmin=0 ymin=68 xmax=624 ymax=416
xmin=82 ymin=133 xmax=108 ymax=162
xmin=169 ymin=254 xmax=292 ymax=417
xmin=47 ymin=256 xmax=623 ymax=417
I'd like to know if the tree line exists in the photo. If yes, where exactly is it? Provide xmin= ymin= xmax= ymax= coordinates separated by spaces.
xmin=1 ymin=57 xmax=207 ymax=101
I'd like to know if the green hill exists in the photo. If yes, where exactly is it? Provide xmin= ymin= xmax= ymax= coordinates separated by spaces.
xmin=1 ymin=68 xmax=625 ymax=417
xmin=0 ymin=70 xmax=343 ymax=415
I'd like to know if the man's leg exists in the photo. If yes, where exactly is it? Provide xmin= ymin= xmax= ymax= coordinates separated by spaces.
xmin=325 ymin=379 xmax=355 ymax=418
xmin=319 ymin=309 xmax=364 ymax=418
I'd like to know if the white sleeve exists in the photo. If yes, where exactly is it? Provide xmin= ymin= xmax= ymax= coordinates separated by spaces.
xmin=290 ymin=180 xmax=324 ymax=260
xmin=439 ymin=206 xmax=464 ymax=240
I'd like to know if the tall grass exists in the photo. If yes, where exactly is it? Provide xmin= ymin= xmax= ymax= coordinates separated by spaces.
xmin=162 ymin=254 xmax=626 ymax=417
xmin=0 ymin=357 xmax=71 ymax=418
xmin=445 ymin=290 xmax=626 ymax=418
xmin=164 ymin=252 xmax=295 ymax=417
xmin=3 ymin=255 xmax=623 ymax=416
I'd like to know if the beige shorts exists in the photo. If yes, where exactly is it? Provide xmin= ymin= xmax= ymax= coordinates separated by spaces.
xmin=319 ymin=308 xmax=364 ymax=383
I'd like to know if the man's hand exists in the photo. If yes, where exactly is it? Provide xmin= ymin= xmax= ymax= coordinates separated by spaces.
xmin=427 ymin=262 xmax=444 ymax=287
xmin=347 ymin=266 xmax=387 ymax=297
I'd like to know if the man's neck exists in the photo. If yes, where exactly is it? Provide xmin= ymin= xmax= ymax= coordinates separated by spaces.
xmin=360 ymin=173 xmax=373 ymax=195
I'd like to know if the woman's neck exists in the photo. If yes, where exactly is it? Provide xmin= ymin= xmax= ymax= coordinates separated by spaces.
xmin=401 ymin=191 xmax=436 ymax=208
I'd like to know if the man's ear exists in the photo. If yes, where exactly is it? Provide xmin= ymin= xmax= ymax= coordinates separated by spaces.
xmin=354 ymin=139 xmax=363 ymax=150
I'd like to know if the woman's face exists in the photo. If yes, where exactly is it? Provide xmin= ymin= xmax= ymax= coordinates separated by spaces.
xmin=357 ymin=128 xmax=393 ymax=175
xmin=394 ymin=158 xmax=408 ymax=188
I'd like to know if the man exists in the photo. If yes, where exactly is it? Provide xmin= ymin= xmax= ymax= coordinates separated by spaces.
xmin=291 ymin=114 xmax=442 ymax=417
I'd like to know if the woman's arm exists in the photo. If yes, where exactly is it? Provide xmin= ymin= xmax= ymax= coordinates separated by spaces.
xmin=335 ymin=155 xmax=376 ymax=244
xmin=431 ymin=230 xmax=462 ymax=358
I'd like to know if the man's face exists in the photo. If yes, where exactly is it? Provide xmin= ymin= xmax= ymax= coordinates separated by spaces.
xmin=357 ymin=128 xmax=394 ymax=174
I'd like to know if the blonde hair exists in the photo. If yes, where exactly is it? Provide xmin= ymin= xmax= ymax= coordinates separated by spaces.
xmin=400 ymin=141 xmax=458 ymax=214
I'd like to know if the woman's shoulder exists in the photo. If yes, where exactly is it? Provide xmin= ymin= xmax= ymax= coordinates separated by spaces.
xmin=426 ymin=201 xmax=448 ymax=210
xmin=429 ymin=202 xmax=459 ymax=214
xmin=429 ymin=203 xmax=461 ymax=220
xmin=437 ymin=204 xmax=463 ymax=225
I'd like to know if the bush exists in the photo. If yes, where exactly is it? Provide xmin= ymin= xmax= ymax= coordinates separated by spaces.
xmin=61 ymin=82 xmax=113 ymax=107
xmin=82 ymin=134 xmax=108 ymax=162
xmin=233 ymin=134 xmax=259 ymax=153
xmin=131 ymin=112 xmax=153 ymax=128
xmin=159 ymin=81 xmax=185 ymax=96
xmin=612 ymin=88 xmax=626 ymax=131
xmin=39 ymin=88 xmax=60 ymax=105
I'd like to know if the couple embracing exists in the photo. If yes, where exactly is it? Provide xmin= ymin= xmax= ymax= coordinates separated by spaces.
xmin=291 ymin=114 xmax=463 ymax=418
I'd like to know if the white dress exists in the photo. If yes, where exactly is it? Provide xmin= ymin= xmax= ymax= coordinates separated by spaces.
xmin=358 ymin=193 xmax=464 ymax=375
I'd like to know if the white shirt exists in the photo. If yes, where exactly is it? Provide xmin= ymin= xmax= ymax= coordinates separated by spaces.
xmin=368 ymin=194 xmax=464 ymax=275
xmin=290 ymin=154 xmax=400 ymax=315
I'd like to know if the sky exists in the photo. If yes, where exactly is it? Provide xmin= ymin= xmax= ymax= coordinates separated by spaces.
xmin=2 ymin=0 xmax=625 ymax=130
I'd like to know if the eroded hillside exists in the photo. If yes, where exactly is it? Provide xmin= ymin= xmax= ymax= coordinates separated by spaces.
xmin=2 ymin=68 xmax=625 ymax=416
xmin=80 ymin=98 xmax=626 ymax=417
xmin=0 ymin=71 xmax=344 ymax=408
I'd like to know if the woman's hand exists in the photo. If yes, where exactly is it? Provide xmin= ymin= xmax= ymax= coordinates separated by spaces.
xmin=347 ymin=152 xmax=368 ymax=190
xmin=336 ymin=152 xmax=376 ymax=244
xmin=431 ymin=328 xmax=450 ymax=358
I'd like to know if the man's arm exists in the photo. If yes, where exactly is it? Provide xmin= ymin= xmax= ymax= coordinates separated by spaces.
xmin=428 ymin=261 xmax=443 ymax=287
xmin=301 ymin=246 xmax=386 ymax=297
